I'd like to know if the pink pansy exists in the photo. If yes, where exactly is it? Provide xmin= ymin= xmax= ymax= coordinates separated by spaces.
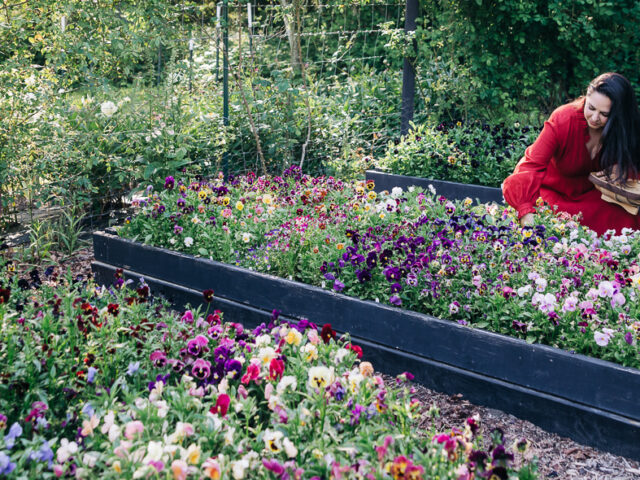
xmin=594 ymin=331 xmax=610 ymax=347
xmin=124 ymin=420 xmax=144 ymax=440
xmin=611 ymin=292 xmax=626 ymax=308
xmin=114 ymin=440 xmax=132 ymax=458
xmin=598 ymin=281 xmax=615 ymax=298
xmin=211 ymin=394 xmax=230 ymax=417
xmin=307 ymin=329 xmax=320 ymax=345
xmin=171 ymin=459 xmax=189 ymax=480
xmin=186 ymin=335 xmax=209 ymax=356
xmin=263 ymin=459 xmax=286 ymax=475
xmin=237 ymin=384 xmax=249 ymax=399
xmin=181 ymin=310 xmax=194 ymax=323
xmin=538 ymin=293 xmax=557 ymax=313
xmin=455 ymin=464 xmax=472 ymax=480
xmin=150 ymin=350 xmax=167 ymax=367
xmin=176 ymin=422 xmax=195 ymax=438
xmin=149 ymin=461 xmax=164 ymax=473
xmin=189 ymin=386 xmax=205 ymax=397
xmin=375 ymin=435 xmax=394 ymax=461
xmin=562 ymin=296 xmax=578 ymax=312
xmin=241 ymin=362 xmax=261 ymax=384
xmin=264 ymin=383 xmax=274 ymax=400
xmin=586 ymin=288 xmax=599 ymax=301
xmin=578 ymin=300 xmax=593 ymax=311
xmin=203 ymin=458 xmax=222 ymax=479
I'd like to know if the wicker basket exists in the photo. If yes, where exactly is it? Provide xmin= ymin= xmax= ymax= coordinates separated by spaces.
xmin=589 ymin=170 xmax=640 ymax=215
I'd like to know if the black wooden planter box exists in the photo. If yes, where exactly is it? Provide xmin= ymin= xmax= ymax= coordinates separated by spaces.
xmin=92 ymin=231 xmax=640 ymax=460
xmin=365 ymin=170 xmax=504 ymax=204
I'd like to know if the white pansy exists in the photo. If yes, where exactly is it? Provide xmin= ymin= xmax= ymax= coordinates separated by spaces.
xmin=143 ymin=441 xmax=164 ymax=463
xmin=82 ymin=452 xmax=98 ymax=468
xmin=255 ymin=334 xmax=271 ymax=346
xmin=231 ymin=458 xmax=250 ymax=480
xmin=258 ymin=346 xmax=277 ymax=365
xmin=333 ymin=348 xmax=350 ymax=364
xmin=276 ymin=375 xmax=297 ymax=395
xmin=184 ymin=236 xmax=194 ymax=247
xmin=263 ymin=429 xmax=284 ymax=452
xmin=283 ymin=437 xmax=298 ymax=458
xmin=108 ymin=424 xmax=121 ymax=443
xmin=224 ymin=427 xmax=235 ymax=445
xmin=308 ymin=365 xmax=335 ymax=390
xmin=391 ymin=186 xmax=403 ymax=198
xmin=57 ymin=439 xmax=78 ymax=463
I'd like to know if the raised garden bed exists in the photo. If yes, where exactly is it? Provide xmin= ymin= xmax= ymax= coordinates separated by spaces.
xmin=92 ymin=230 xmax=640 ymax=461
xmin=365 ymin=170 xmax=504 ymax=204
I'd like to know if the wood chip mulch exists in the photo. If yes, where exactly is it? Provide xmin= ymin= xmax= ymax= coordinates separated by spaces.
xmin=21 ymin=247 xmax=640 ymax=479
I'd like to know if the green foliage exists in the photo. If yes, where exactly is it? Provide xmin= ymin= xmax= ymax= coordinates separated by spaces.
xmin=376 ymin=120 xmax=540 ymax=187
xmin=413 ymin=0 xmax=640 ymax=120
xmin=0 ymin=0 xmax=197 ymax=86
xmin=52 ymin=205 xmax=88 ymax=256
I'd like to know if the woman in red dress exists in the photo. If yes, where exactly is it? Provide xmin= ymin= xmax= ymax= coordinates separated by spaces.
xmin=503 ymin=72 xmax=640 ymax=235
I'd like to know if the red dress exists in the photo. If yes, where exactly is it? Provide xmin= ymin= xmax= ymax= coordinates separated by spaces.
xmin=502 ymin=101 xmax=640 ymax=235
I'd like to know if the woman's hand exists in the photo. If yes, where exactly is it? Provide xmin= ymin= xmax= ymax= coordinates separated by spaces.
xmin=520 ymin=213 xmax=535 ymax=226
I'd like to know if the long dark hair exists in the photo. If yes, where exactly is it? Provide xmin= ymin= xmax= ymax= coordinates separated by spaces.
xmin=588 ymin=72 xmax=640 ymax=183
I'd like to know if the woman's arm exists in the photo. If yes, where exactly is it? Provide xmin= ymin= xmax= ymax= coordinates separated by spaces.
xmin=502 ymin=110 xmax=564 ymax=221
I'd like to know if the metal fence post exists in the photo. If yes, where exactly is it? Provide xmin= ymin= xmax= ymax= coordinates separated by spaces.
xmin=223 ymin=0 xmax=230 ymax=176
xmin=400 ymin=0 xmax=419 ymax=136
xmin=216 ymin=2 xmax=222 ymax=82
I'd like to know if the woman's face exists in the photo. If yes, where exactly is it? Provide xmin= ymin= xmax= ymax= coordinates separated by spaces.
xmin=584 ymin=91 xmax=612 ymax=131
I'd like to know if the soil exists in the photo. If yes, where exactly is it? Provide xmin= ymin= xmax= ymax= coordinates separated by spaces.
xmin=11 ymin=246 xmax=640 ymax=479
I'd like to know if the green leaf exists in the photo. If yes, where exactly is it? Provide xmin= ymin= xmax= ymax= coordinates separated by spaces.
xmin=198 ymin=248 xmax=208 ymax=256
xmin=175 ymin=147 xmax=187 ymax=161
xmin=143 ymin=164 xmax=156 ymax=180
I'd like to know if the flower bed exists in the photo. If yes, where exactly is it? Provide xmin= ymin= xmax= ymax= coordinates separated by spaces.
xmin=93 ymin=231 xmax=640 ymax=461
xmin=105 ymin=167 xmax=640 ymax=458
xmin=0 ymin=264 xmax=535 ymax=478
xmin=118 ymin=168 xmax=640 ymax=369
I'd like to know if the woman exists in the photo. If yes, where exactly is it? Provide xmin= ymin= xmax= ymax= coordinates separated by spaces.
xmin=502 ymin=72 xmax=640 ymax=235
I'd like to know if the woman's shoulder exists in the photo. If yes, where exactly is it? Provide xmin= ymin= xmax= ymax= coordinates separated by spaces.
xmin=550 ymin=99 xmax=584 ymax=121
xmin=546 ymin=99 xmax=585 ymax=132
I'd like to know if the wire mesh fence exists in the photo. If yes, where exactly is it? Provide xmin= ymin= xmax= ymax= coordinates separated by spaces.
xmin=1 ymin=0 xmax=412 ymax=242
xmin=218 ymin=1 xmax=408 ymax=175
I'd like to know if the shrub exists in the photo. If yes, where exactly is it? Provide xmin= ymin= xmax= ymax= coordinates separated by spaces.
xmin=375 ymin=121 xmax=540 ymax=187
